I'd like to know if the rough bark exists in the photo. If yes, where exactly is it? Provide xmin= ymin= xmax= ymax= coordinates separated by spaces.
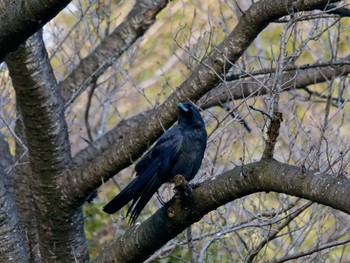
xmin=63 ymin=0 xmax=340 ymax=205
xmin=94 ymin=159 xmax=350 ymax=263
xmin=0 ymin=164 xmax=28 ymax=262
xmin=6 ymin=31 xmax=87 ymax=262
xmin=59 ymin=0 xmax=171 ymax=104
xmin=0 ymin=0 xmax=72 ymax=62
xmin=13 ymin=119 xmax=40 ymax=262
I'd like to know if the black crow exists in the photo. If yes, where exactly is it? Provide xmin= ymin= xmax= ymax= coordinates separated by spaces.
xmin=103 ymin=102 xmax=207 ymax=224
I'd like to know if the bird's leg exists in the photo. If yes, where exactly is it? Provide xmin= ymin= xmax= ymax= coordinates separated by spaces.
xmin=156 ymin=190 xmax=166 ymax=206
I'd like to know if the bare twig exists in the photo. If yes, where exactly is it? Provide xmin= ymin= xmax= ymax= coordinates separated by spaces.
xmin=84 ymin=80 xmax=98 ymax=143
xmin=246 ymin=201 xmax=313 ymax=262
xmin=271 ymin=235 xmax=350 ymax=263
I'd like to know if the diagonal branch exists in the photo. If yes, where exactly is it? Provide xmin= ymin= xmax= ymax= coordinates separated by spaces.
xmin=93 ymin=159 xmax=350 ymax=263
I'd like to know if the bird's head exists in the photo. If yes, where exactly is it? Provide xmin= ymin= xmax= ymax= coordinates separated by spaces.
xmin=178 ymin=102 xmax=205 ymax=128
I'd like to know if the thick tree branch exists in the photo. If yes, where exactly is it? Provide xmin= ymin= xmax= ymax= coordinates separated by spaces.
xmin=64 ymin=0 xmax=340 ymax=205
xmin=0 ymin=0 xmax=72 ymax=62
xmin=0 ymin=164 xmax=28 ymax=262
xmin=93 ymin=159 xmax=350 ymax=263
xmin=60 ymin=0 xmax=171 ymax=104
xmin=12 ymin=120 xmax=40 ymax=262
xmin=6 ymin=30 xmax=71 ymax=179
xmin=5 ymin=31 xmax=87 ymax=262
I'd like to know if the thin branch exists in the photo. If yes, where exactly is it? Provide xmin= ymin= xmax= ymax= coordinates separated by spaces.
xmin=248 ymin=105 xmax=272 ymax=120
xmin=59 ymin=0 xmax=171 ymax=105
xmin=200 ymin=63 xmax=350 ymax=109
xmin=224 ymin=60 xmax=350 ymax=82
xmin=271 ymin=236 xmax=350 ymax=263
xmin=84 ymin=80 xmax=98 ymax=143
xmin=303 ymin=86 xmax=345 ymax=105
xmin=186 ymin=226 xmax=196 ymax=263
xmin=246 ymin=201 xmax=313 ymax=262
xmin=262 ymin=17 xmax=292 ymax=159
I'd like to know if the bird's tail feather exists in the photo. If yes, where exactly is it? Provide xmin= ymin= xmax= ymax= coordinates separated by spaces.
xmin=128 ymin=174 xmax=161 ymax=224
xmin=103 ymin=179 xmax=137 ymax=214
xmin=103 ymin=161 xmax=161 ymax=221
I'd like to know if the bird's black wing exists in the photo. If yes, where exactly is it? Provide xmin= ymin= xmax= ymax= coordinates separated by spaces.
xmin=134 ymin=128 xmax=183 ymax=176
xmin=127 ymin=130 xmax=184 ymax=224
xmin=104 ymin=128 xmax=184 ymax=224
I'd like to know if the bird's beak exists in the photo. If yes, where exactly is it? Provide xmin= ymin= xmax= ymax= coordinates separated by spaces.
xmin=178 ymin=103 xmax=189 ymax=112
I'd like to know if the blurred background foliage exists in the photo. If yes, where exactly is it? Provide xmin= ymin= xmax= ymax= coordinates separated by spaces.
xmin=1 ymin=0 xmax=350 ymax=261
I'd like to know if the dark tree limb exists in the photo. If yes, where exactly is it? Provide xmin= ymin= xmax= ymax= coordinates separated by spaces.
xmin=0 ymin=0 xmax=72 ymax=62
xmin=5 ymin=31 xmax=87 ymax=262
xmin=13 ymin=119 xmax=40 ymax=262
xmin=93 ymin=159 xmax=350 ymax=263
xmin=63 ymin=0 xmax=340 ymax=205
xmin=59 ymin=0 xmax=172 ymax=104
xmin=0 ymin=164 xmax=28 ymax=262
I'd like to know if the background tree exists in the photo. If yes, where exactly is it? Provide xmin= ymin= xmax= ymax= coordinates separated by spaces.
xmin=1 ymin=0 xmax=350 ymax=262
